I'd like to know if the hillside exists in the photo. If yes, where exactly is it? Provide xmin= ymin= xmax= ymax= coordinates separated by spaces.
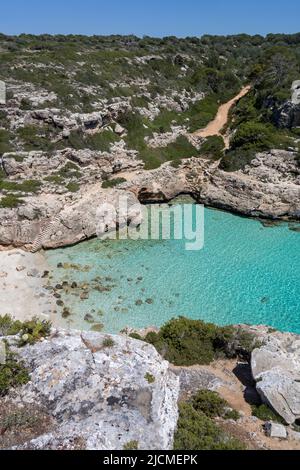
xmin=0 ymin=33 xmax=299 ymax=247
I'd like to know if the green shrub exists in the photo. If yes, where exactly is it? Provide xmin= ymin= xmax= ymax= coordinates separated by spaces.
xmin=123 ymin=440 xmax=139 ymax=450
xmin=0 ymin=409 xmax=39 ymax=432
xmin=0 ymin=344 xmax=30 ymax=396
xmin=174 ymin=402 xmax=245 ymax=450
xmin=191 ymin=390 xmax=239 ymax=420
xmin=58 ymin=162 xmax=81 ymax=179
xmin=0 ymin=179 xmax=41 ymax=193
xmin=145 ymin=373 xmax=155 ymax=384
xmin=102 ymin=337 xmax=115 ymax=348
xmin=0 ymin=129 xmax=13 ymax=153
xmin=230 ymin=121 xmax=277 ymax=151
xmin=102 ymin=177 xmax=127 ymax=188
xmin=251 ymin=404 xmax=285 ymax=424
xmin=0 ymin=315 xmax=52 ymax=346
xmin=129 ymin=332 xmax=143 ymax=341
xmin=0 ymin=194 xmax=25 ymax=208
xmin=67 ymin=129 xmax=120 ymax=152
xmin=144 ymin=317 xmax=235 ymax=366
xmin=17 ymin=126 xmax=55 ymax=151
xmin=0 ymin=315 xmax=24 ymax=336
xmin=17 ymin=317 xmax=51 ymax=347
xmin=66 ymin=182 xmax=80 ymax=192
xmin=200 ymin=135 xmax=224 ymax=160
xmin=44 ymin=174 xmax=65 ymax=185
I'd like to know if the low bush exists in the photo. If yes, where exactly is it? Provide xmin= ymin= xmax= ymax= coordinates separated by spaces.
xmin=145 ymin=373 xmax=155 ymax=384
xmin=144 ymin=317 xmax=258 ymax=366
xmin=200 ymin=135 xmax=224 ymax=160
xmin=0 ymin=344 xmax=30 ymax=396
xmin=66 ymin=182 xmax=80 ymax=192
xmin=102 ymin=177 xmax=127 ymax=188
xmin=251 ymin=404 xmax=285 ymax=424
xmin=0 ymin=129 xmax=13 ymax=153
xmin=0 ymin=194 xmax=25 ymax=208
xmin=102 ymin=337 xmax=115 ymax=348
xmin=0 ymin=315 xmax=24 ymax=336
xmin=0 ymin=179 xmax=41 ymax=193
xmin=123 ymin=440 xmax=139 ymax=450
xmin=67 ymin=129 xmax=120 ymax=152
xmin=17 ymin=317 xmax=52 ymax=347
xmin=173 ymin=402 xmax=245 ymax=450
xmin=0 ymin=315 xmax=51 ymax=347
xmin=191 ymin=390 xmax=239 ymax=420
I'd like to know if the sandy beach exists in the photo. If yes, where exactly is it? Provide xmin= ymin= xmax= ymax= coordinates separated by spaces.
xmin=0 ymin=249 xmax=56 ymax=323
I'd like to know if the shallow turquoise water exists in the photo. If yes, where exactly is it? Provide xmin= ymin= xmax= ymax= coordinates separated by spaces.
xmin=45 ymin=207 xmax=300 ymax=334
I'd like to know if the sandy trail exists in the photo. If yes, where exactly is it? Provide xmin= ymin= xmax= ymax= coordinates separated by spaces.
xmin=193 ymin=85 xmax=251 ymax=148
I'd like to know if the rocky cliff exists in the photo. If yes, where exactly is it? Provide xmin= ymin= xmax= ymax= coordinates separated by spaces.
xmin=0 ymin=148 xmax=299 ymax=249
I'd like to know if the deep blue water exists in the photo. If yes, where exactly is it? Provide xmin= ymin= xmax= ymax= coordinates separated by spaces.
xmin=45 ymin=206 xmax=300 ymax=334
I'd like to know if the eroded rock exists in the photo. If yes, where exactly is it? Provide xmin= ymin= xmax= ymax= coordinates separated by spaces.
xmin=7 ymin=329 xmax=179 ymax=450
xmin=251 ymin=329 xmax=300 ymax=424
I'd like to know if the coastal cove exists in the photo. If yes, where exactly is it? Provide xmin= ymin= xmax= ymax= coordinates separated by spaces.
xmin=44 ymin=206 xmax=300 ymax=334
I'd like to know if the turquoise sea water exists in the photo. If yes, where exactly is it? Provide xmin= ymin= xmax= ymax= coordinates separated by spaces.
xmin=45 ymin=206 xmax=300 ymax=334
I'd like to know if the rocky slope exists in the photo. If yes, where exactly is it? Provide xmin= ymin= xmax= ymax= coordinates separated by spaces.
xmin=1 ymin=325 xmax=300 ymax=450
xmin=4 ymin=329 xmax=179 ymax=450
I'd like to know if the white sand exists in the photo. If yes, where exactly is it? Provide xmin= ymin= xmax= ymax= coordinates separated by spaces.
xmin=0 ymin=249 xmax=56 ymax=323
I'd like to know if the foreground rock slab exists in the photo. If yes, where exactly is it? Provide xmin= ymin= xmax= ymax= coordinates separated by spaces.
xmin=7 ymin=330 xmax=179 ymax=450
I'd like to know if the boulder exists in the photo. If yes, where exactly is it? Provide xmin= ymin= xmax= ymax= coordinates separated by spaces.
xmin=114 ymin=123 xmax=125 ymax=135
xmin=291 ymin=80 xmax=300 ymax=105
xmin=265 ymin=422 xmax=287 ymax=439
xmin=8 ymin=329 xmax=179 ymax=450
xmin=251 ymin=330 xmax=300 ymax=424
xmin=288 ymin=429 xmax=300 ymax=442
xmin=274 ymin=100 xmax=300 ymax=128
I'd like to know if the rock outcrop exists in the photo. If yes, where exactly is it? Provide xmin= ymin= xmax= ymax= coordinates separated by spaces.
xmin=274 ymin=101 xmax=300 ymax=128
xmin=0 ymin=149 xmax=299 ymax=249
xmin=251 ymin=328 xmax=300 ymax=424
xmin=193 ymin=150 xmax=300 ymax=220
xmin=6 ymin=329 xmax=179 ymax=450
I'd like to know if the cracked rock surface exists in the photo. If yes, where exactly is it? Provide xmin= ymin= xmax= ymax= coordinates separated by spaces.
xmin=6 ymin=329 xmax=179 ymax=450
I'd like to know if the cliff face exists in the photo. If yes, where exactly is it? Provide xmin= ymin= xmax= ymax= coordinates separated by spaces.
xmin=0 ymin=148 xmax=299 ymax=249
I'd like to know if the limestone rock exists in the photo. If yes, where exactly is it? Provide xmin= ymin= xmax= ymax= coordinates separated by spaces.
xmin=114 ymin=123 xmax=125 ymax=135
xmin=291 ymin=80 xmax=300 ymax=105
xmin=275 ymin=101 xmax=300 ymax=128
xmin=251 ymin=330 xmax=300 ymax=424
xmin=170 ymin=365 xmax=229 ymax=400
xmin=8 ymin=329 xmax=179 ymax=450
xmin=288 ymin=429 xmax=300 ymax=441
xmin=265 ymin=422 xmax=287 ymax=439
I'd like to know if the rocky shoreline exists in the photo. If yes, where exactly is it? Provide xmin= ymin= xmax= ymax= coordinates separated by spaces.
xmin=0 ymin=148 xmax=299 ymax=250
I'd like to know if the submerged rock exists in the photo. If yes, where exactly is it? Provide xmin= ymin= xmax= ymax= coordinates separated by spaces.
xmin=8 ymin=329 xmax=179 ymax=450
xmin=84 ymin=313 xmax=95 ymax=323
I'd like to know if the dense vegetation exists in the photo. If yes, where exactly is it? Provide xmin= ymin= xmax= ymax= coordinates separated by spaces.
xmin=131 ymin=316 xmax=259 ymax=366
xmin=0 ymin=315 xmax=52 ymax=396
xmin=174 ymin=390 xmax=244 ymax=450
xmin=0 ymin=314 xmax=51 ymax=346
xmin=0 ymin=32 xmax=299 ymax=201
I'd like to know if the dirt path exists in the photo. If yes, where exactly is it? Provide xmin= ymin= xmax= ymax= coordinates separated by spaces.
xmin=193 ymin=85 xmax=251 ymax=148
